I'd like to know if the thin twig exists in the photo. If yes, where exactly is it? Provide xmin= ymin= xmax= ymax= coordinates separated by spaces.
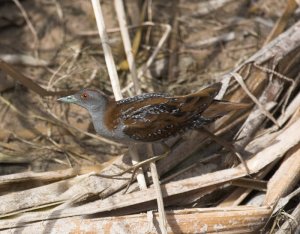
xmin=254 ymin=63 xmax=296 ymax=112
xmin=231 ymin=72 xmax=279 ymax=128
xmin=138 ymin=23 xmax=172 ymax=78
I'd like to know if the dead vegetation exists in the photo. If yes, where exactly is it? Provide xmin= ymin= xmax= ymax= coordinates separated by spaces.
xmin=0 ymin=0 xmax=299 ymax=233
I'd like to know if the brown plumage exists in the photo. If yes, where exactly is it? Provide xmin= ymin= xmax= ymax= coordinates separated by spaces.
xmin=58 ymin=83 xmax=249 ymax=143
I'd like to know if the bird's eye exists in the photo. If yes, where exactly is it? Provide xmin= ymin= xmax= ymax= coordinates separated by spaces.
xmin=81 ymin=93 xmax=89 ymax=99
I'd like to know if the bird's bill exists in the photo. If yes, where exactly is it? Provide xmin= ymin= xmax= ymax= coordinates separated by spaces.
xmin=57 ymin=95 xmax=78 ymax=103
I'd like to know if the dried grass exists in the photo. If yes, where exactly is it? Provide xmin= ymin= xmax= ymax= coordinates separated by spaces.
xmin=0 ymin=0 xmax=299 ymax=233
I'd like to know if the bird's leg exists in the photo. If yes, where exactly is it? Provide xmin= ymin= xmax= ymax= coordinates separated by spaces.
xmin=121 ymin=142 xmax=170 ymax=193
xmin=95 ymin=143 xmax=170 ymax=180
xmin=130 ymin=142 xmax=171 ymax=170
xmin=200 ymin=127 xmax=251 ymax=175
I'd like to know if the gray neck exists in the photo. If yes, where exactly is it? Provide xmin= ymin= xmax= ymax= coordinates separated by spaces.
xmin=87 ymin=102 xmax=130 ymax=143
xmin=87 ymin=102 xmax=113 ymax=140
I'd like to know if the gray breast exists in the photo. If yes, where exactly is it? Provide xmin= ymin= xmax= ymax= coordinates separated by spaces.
xmin=90 ymin=110 xmax=135 ymax=143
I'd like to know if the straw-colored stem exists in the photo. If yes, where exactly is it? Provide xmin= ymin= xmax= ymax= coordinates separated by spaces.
xmin=91 ymin=0 xmax=122 ymax=100
xmin=147 ymin=144 xmax=168 ymax=234
xmin=114 ymin=0 xmax=140 ymax=94
xmin=113 ymin=0 xmax=147 ymax=190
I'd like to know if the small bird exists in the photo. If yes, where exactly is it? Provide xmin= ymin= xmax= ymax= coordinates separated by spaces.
xmin=58 ymin=83 xmax=249 ymax=144
xmin=58 ymin=83 xmax=251 ymax=178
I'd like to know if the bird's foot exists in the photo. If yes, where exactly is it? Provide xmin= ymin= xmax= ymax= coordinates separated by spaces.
xmin=94 ymin=143 xmax=171 ymax=193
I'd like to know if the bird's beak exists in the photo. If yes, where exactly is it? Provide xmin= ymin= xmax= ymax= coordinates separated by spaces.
xmin=57 ymin=95 xmax=78 ymax=103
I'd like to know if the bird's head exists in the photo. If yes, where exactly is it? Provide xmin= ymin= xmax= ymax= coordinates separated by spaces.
xmin=58 ymin=88 xmax=108 ymax=111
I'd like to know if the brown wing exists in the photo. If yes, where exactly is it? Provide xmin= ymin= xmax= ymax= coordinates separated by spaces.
xmin=121 ymin=83 xmax=222 ymax=142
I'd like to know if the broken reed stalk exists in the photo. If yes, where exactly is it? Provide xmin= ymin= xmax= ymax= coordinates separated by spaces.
xmin=147 ymin=144 xmax=168 ymax=234
xmin=90 ymin=0 xmax=147 ymax=190
xmin=114 ymin=0 xmax=140 ymax=94
xmin=114 ymin=1 xmax=168 ymax=232
xmin=113 ymin=0 xmax=147 ymax=190
xmin=90 ymin=0 xmax=122 ymax=99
